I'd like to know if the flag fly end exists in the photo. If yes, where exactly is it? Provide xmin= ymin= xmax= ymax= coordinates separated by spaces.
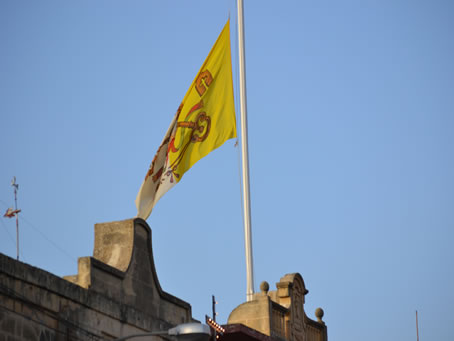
xmin=135 ymin=21 xmax=236 ymax=220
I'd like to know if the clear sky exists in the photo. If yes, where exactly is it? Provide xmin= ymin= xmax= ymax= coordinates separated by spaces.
xmin=1 ymin=1 xmax=453 ymax=340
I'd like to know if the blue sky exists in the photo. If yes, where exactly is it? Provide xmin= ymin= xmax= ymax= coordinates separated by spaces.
xmin=1 ymin=1 xmax=453 ymax=340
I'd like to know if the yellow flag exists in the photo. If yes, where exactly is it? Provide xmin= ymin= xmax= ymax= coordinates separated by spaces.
xmin=136 ymin=20 xmax=236 ymax=220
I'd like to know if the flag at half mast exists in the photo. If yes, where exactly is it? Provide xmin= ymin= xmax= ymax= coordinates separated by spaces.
xmin=136 ymin=20 xmax=237 ymax=220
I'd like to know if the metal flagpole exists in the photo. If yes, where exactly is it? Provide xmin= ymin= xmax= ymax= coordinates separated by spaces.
xmin=237 ymin=0 xmax=255 ymax=302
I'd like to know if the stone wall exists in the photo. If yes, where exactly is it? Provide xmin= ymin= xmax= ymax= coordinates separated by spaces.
xmin=0 ymin=218 xmax=193 ymax=340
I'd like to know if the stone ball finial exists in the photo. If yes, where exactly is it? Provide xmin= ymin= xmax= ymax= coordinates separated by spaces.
xmin=315 ymin=307 xmax=324 ymax=323
xmin=260 ymin=281 xmax=269 ymax=294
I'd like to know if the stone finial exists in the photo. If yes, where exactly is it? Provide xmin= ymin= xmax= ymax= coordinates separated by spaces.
xmin=315 ymin=307 xmax=324 ymax=324
xmin=260 ymin=281 xmax=269 ymax=294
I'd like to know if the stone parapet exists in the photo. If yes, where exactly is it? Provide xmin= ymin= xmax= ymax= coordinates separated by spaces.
xmin=0 ymin=218 xmax=194 ymax=340
xmin=64 ymin=218 xmax=191 ymax=322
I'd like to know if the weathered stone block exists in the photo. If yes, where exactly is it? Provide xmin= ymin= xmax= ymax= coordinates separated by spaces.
xmin=2 ymin=317 xmax=15 ymax=334
xmin=22 ymin=324 xmax=38 ymax=341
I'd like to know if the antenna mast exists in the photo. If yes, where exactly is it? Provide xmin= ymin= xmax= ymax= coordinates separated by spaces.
xmin=12 ymin=177 xmax=20 ymax=260
xmin=416 ymin=310 xmax=419 ymax=341
xmin=3 ymin=177 xmax=21 ymax=259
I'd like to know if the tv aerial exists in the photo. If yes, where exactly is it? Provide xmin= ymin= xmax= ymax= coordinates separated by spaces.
xmin=3 ymin=176 xmax=21 ymax=260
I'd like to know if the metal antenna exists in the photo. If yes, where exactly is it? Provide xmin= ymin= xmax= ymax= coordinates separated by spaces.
xmin=212 ymin=295 xmax=217 ymax=341
xmin=416 ymin=310 xmax=419 ymax=341
xmin=212 ymin=295 xmax=217 ymax=323
xmin=205 ymin=296 xmax=224 ymax=341
xmin=11 ymin=176 xmax=20 ymax=260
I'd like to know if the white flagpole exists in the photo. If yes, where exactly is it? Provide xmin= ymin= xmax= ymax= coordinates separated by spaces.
xmin=237 ymin=0 xmax=255 ymax=301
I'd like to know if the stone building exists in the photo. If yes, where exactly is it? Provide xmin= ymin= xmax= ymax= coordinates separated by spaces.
xmin=0 ymin=218 xmax=327 ymax=341
xmin=225 ymin=274 xmax=327 ymax=341
xmin=0 ymin=218 xmax=193 ymax=340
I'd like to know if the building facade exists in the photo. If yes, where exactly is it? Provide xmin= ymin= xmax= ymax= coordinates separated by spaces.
xmin=226 ymin=274 xmax=327 ymax=341
xmin=0 ymin=218 xmax=327 ymax=341
xmin=0 ymin=218 xmax=193 ymax=340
